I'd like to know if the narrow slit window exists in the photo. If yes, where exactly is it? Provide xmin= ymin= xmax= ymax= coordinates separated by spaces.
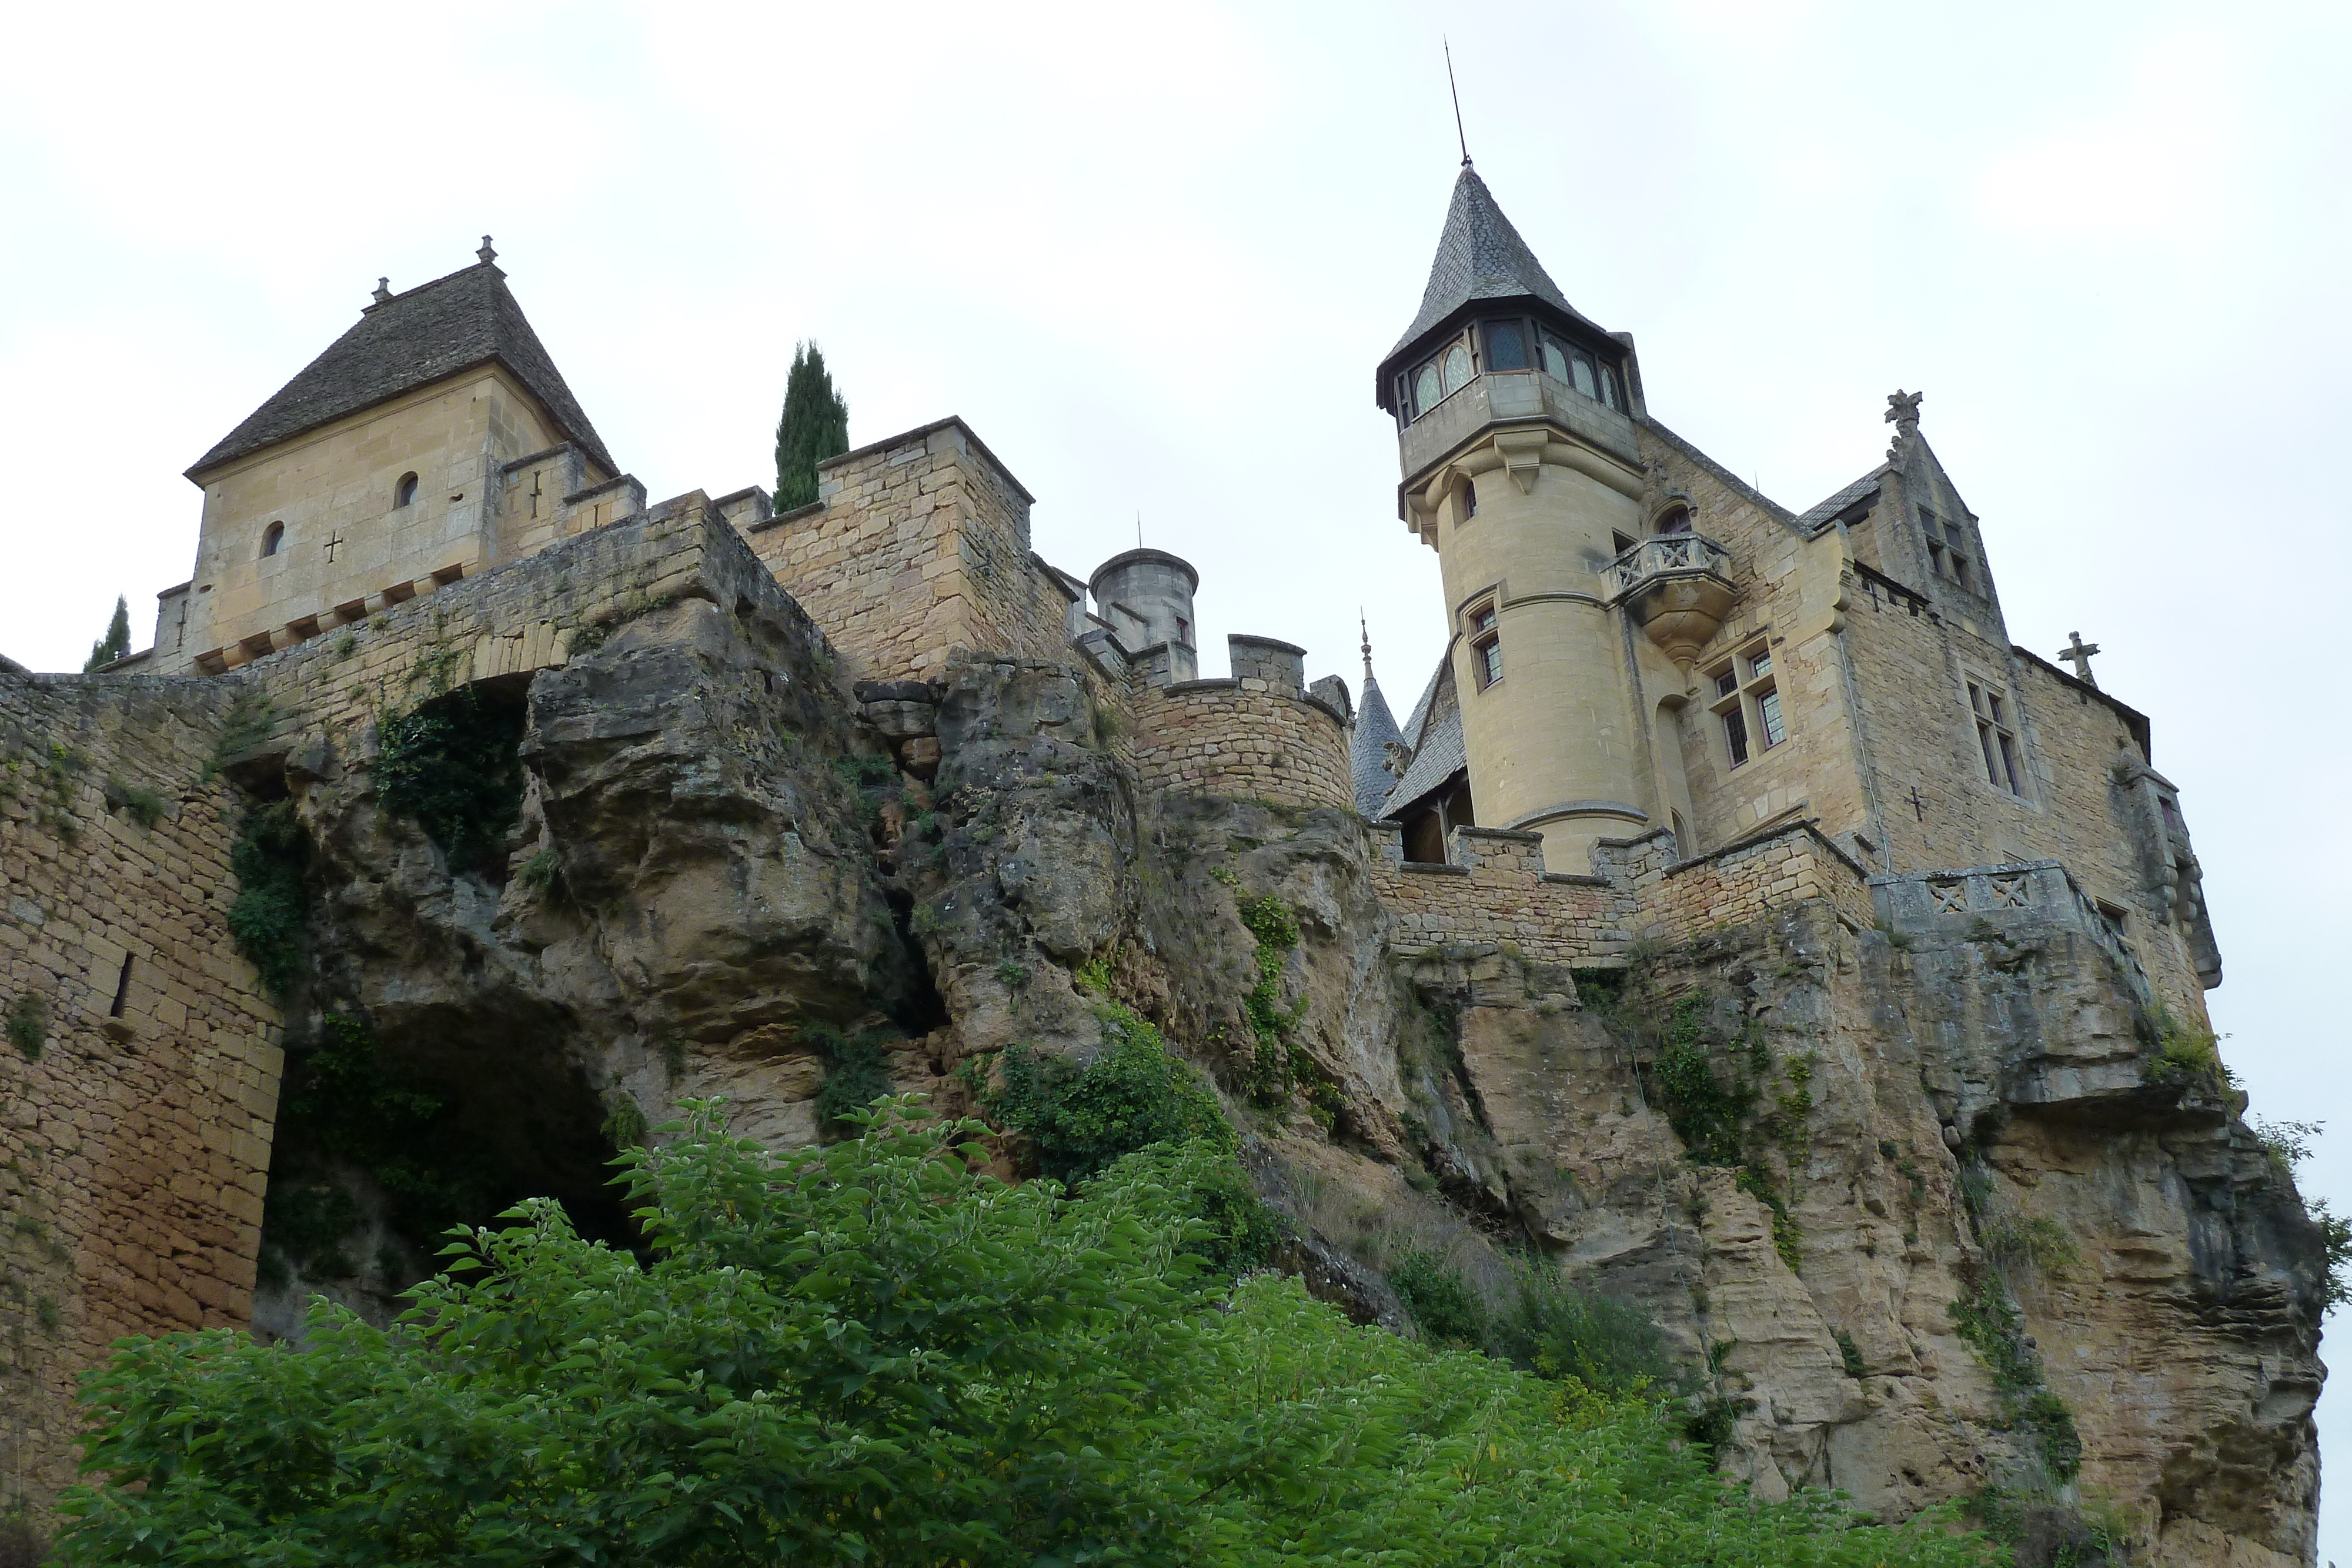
xmin=110 ymin=954 xmax=135 ymax=1018
xmin=259 ymin=521 xmax=284 ymax=558
xmin=395 ymin=472 xmax=420 ymax=508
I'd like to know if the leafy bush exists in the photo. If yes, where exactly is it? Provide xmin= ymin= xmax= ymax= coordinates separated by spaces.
xmin=1648 ymin=994 xmax=1756 ymax=1167
xmin=1836 ymin=1330 xmax=1867 ymax=1379
xmin=1494 ymin=1266 xmax=1676 ymax=1397
xmin=991 ymin=1003 xmax=1232 ymax=1182
xmin=1235 ymin=892 xmax=1310 ymax=1103
xmin=2310 ymin=1198 xmax=2352 ymax=1312
xmin=1950 ymin=1275 xmax=2082 ymax=1482
xmin=52 ymin=1102 xmax=1994 ymax=1567
xmin=226 ymin=800 xmax=307 ymax=998
xmin=804 ymin=1022 xmax=897 ymax=1134
xmin=1389 ymin=1246 xmax=1486 ymax=1345
xmin=375 ymin=690 xmax=526 ymax=872
xmin=2143 ymin=1004 xmax=2231 ymax=1089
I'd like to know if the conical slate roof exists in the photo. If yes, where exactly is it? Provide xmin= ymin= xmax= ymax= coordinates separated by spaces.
xmin=1350 ymin=661 xmax=1405 ymax=818
xmin=189 ymin=253 xmax=616 ymax=479
xmin=1386 ymin=167 xmax=1591 ymax=362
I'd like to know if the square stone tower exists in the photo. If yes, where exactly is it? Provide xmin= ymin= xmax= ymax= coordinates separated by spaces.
xmin=155 ymin=240 xmax=629 ymax=674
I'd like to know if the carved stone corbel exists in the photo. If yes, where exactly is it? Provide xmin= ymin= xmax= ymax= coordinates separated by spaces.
xmin=1492 ymin=430 xmax=1547 ymax=494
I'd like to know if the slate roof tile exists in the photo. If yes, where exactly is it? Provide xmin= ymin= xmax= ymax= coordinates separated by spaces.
xmin=189 ymin=259 xmax=616 ymax=479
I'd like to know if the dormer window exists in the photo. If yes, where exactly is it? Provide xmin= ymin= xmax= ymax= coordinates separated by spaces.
xmin=395 ymin=472 xmax=420 ymax=508
xmin=260 ymin=521 xmax=285 ymax=558
xmin=1921 ymin=507 xmax=1975 ymax=591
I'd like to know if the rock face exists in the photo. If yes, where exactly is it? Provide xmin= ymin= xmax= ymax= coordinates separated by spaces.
xmin=242 ymin=620 xmax=2324 ymax=1567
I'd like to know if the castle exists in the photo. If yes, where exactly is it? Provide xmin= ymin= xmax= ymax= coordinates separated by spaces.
xmin=2 ymin=170 xmax=2304 ymax=1562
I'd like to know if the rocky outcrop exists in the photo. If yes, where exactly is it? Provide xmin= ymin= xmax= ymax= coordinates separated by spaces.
xmin=236 ymin=635 xmax=2323 ymax=1567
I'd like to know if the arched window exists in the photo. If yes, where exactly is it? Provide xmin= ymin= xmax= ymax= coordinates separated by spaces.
xmin=260 ymin=521 xmax=285 ymax=558
xmin=395 ymin=472 xmax=420 ymax=508
xmin=1656 ymin=504 xmax=1693 ymax=534
xmin=1441 ymin=344 xmax=1472 ymax=395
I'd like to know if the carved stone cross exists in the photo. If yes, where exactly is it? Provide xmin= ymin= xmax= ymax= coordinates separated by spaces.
xmin=323 ymin=531 xmax=346 ymax=563
xmin=2056 ymin=630 xmax=2101 ymax=687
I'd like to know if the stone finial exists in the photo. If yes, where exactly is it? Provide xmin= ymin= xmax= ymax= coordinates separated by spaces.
xmin=477 ymin=235 xmax=498 ymax=265
xmin=1360 ymin=611 xmax=1373 ymax=680
xmin=1885 ymin=389 xmax=1923 ymax=461
xmin=371 ymin=277 xmax=392 ymax=305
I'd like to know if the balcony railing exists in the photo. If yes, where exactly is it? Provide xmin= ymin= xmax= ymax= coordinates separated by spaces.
xmin=1607 ymin=532 xmax=1734 ymax=599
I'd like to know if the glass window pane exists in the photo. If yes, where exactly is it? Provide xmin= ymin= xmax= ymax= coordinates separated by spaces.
xmin=1714 ymin=669 xmax=1738 ymax=699
xmin=1759 ymin=690 xmax=1785 ymax=747
xmin=1748 ymin=650 xmax=1772 ymax=680
xmin=1980 ymin=725 xmax=2002 ymax=785
xmin=1541 ymin=337 xmax=1570 ymax=379
xmin=1724 ymin=709 xmax=1749 ymax=767
xmin=1570 ymin=352 xmax=1598 ymax=398
xmin=1967 ymin=683 xmax=1985 ymax=715
xmin=1415 ymin=363 xmax=1441 ymax=413
xmin=1601 ymin=366 xmax=1623 ymax=409
xmin=1443 ymin=345 xmax=1472 ymax=393
xmin=1483 ymin=320 xmax=1528 ymax=371
xmin=1999 ymin=735 xmax=2021 ymax=793
xmin=1482 ymin=639 xmax=1504 ymax=686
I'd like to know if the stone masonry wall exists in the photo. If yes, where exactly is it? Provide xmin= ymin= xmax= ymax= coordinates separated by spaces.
xmin=741 ymin=419 xmax=1072 ymax=684
xmin=1835 ymin=542 xmax=2212 ymax=1026
xmin=0 ymin=673 xmax=279 ymax=1513
xmin=225 ymin=492 xmax=796 ymax=753
xmin=1369 ymin=824 xmax=1629 ymax=964
xmin=1125 ymin=681 xmax=1353 ymax=812
xmin=1617 ymin=821 xmax=1877 ymax=939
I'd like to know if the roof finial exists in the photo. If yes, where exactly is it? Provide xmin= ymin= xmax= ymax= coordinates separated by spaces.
xmin=1444 ymin=39 xmax=1471 ymax=168
xmin=371 ymin=276 xmax=392 ymax=305
xmin=1360 ymin=610 xmax=1374 ymax=678
xmin=477 ymin=235 xmax=497 ymax=265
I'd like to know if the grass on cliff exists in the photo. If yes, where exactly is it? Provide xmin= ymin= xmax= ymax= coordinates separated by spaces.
xmin=51 ymin=1099 xmax=1992 ymax=1568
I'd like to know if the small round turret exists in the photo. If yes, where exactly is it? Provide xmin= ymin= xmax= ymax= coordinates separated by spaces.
xmin=1088 ymin=548 xmax=1199 ymax=661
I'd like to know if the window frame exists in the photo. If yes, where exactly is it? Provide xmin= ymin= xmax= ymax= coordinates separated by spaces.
xmin=1965 ymin=675 xmax=2027 ymax=797
xmin=1705 ymin=638 xmax=1788 ymax=770
xmin=259 ymin=520 xmax=285 ymax=559
xmin=1465 ymin=599 xmax=1504 ymax=691
xmin=1398 ymin=319 xmax=1629 ymax=425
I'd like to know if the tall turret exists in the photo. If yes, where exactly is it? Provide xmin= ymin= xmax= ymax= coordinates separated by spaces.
xmin=1374 ymin=169 xmax=1660 ymax=864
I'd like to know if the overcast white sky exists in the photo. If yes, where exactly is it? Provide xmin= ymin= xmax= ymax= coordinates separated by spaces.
xmin=4 ymin=0 xmax=2348 ymax=1546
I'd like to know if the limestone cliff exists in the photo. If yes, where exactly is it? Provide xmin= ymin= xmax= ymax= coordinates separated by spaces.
xmin=195 ymin=572 xmax=2325 ymax=1568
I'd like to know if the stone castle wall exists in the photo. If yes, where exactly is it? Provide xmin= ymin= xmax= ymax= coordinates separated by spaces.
xmin=1833 ymin=544 xmax=2212 ymax=1026
xmin=0 ymin=673 xmax=279 ymax=1508
xmin=1369 ymin=824 xmax=1628 ymax=964
xmin=743 ymin=419 xmax=1073 ymax=684
xmin=1125 ymin=680 xmax=1353 ymax=813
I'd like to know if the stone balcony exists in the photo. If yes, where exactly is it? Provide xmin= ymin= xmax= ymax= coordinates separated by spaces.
xmin=1606 ymin=533 xmax=1739 ymax=668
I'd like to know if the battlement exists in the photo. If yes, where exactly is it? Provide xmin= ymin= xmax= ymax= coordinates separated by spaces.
xmin=1125 ymin=657 xmax=1352 ymax=813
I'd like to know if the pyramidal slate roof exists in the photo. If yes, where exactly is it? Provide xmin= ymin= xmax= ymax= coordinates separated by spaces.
xmin=1377 ymin=654 xmax=1466 ymax=821
xmin=1386 ymin=167 xmax=1602 ymax=363
xmin=1349 ymin=660 xmax=1406 ymax=818
xmin=189 ymin=255 xmax=617 ymax=479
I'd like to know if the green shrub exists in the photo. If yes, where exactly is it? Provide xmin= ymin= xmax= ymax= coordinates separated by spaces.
xmin=111 ymin=779 xmax=167 ymax=830
xmin=1836 ymin=1329 xmax=1867 ymax=1379
xmin=2143 ymin=1004 xmax=2231 ymax=1089
xmin=5 ymin=992 xmax=48 ymax=1060
xmin=1648 ymin=994 xmax=1756 ymax=1167
xmin=1494 ymin=1266 xmax=1673 ymax=1396
xmin=49 ymin=1099 xmax=1992 ymax=1568
xmin=991 ymin=1004 xmax=1232 ymax=1183
xmin=226 ymin=800 xmax=308 ymax=998
xmin=1102 ymin=1139 xmax=1287 ymax=1276
xmin=375 ymin=690 xmax=525 ymax=872
xmin=1950 ymin=1275 xmax=2081 ymax=1482
xmin=1389 ymin=1247 xmax=1484 ymax=1345
xmin=806 ymin=1023 xmax=897 ymax=1134
xmin=1235 ymin=893 xmax=1309 ymax=1104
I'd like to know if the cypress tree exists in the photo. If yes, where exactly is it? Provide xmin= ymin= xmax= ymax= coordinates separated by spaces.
xmin=773 ymin=342 xmax=850 ymax=511
xmin=84 ymin=596 xmax=131 ymax=672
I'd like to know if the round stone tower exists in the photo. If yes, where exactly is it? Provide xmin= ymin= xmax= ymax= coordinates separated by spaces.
xmin=1089 ymin=547 xmax=1199 ymax=681
xmin=1374 ymin=166 xmax=1663 ymax=867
